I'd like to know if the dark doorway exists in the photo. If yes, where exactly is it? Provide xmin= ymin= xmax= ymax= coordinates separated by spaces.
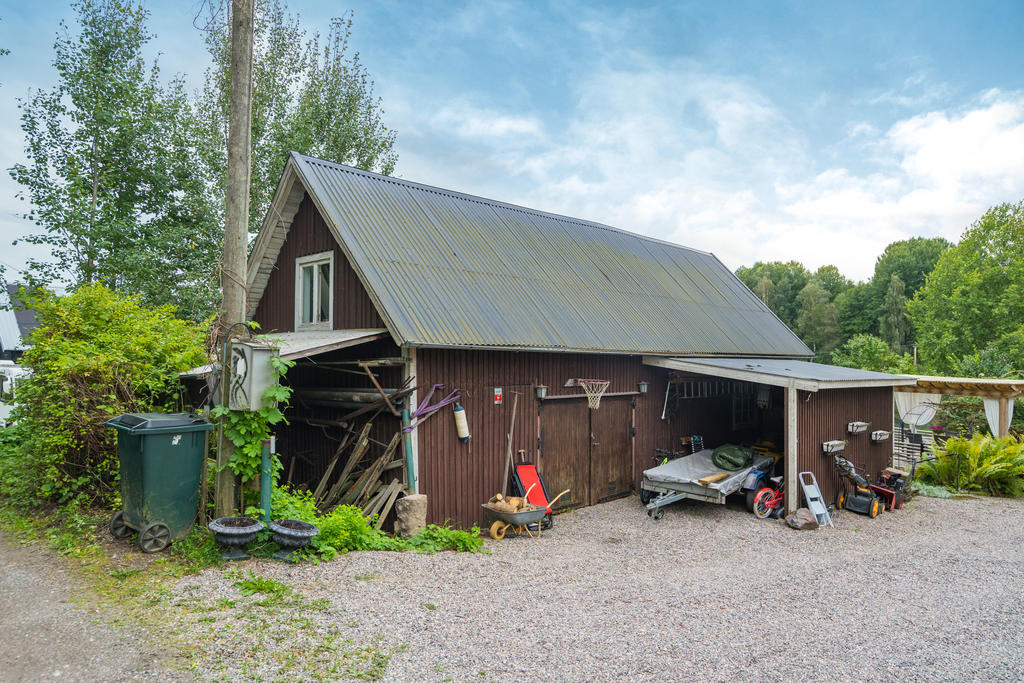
xmin=539 ymin=397 xmax=633 ymax=509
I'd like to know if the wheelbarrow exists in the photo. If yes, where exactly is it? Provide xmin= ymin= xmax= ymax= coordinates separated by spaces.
xmin=482 ymin=504 xmax=549 ymax=539
xmin=482 ymin=488 xmax=570 ymax=540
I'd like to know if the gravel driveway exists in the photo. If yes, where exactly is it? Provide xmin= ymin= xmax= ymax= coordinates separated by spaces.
xmin=178 ymin=494 xmax=1024 ymax=681
xmin=0 ymin=531 xmax=184 ymax=682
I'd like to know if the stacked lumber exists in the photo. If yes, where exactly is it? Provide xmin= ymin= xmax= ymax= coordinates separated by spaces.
xmin=309 ymin=421 xmax=409 ymax=529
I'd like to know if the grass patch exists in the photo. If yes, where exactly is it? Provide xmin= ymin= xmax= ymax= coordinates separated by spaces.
xmin=911 ymin=481 xmax=955 ymax=498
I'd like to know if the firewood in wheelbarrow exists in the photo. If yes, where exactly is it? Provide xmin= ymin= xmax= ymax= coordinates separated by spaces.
xmin=488 ymin=493 xmax=505 ymax=504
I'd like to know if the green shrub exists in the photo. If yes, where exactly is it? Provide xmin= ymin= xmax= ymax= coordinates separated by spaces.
xmin=408 ymin=523 xmax=484 ymax=553
xmin=5 ymin=283 xmax=207 ymax=508
xmin=264 ymin=486 xmax=482 ymax=561
xmin=917 ymin=434 xmax=1024 ymax=496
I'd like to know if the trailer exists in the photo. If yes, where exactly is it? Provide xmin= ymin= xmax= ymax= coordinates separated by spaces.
xmin=640 ymin=448 xmax=773 ymax=519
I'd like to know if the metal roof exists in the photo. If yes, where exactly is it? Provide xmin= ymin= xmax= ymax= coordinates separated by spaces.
xmin=181 ymin=329 xmax=388 ymax=377
xmin=249 ymin=153 xmax=813 ymax=357
xmin=0 ymin=286 xmax=25 ymax=352
xmin=644 ymin=356 xmax=918 ymax=391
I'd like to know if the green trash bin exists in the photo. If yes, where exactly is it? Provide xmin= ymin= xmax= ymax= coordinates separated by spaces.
xmin=106 ymin=413 xmax=214 ymax=553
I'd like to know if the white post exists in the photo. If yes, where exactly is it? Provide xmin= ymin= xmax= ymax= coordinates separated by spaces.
xmin=785 ymin=382 xmax=798 ymax=513
xmin=402 ymin=346 xmax=419 ymax=492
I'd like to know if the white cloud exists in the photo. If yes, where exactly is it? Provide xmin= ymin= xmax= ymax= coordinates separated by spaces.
xmin=385 ymin=53 xmax=1024 ymax=282
xmin=433 ymin=101 xmax=543 ymax=140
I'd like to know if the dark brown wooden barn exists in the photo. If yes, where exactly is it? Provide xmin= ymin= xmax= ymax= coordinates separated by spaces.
xmin=244 ymin=153 xmax=915 ymax=527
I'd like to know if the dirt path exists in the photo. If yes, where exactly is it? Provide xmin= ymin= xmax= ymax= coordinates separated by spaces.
xmin=0 ymin=531 xmax=185 ymax=682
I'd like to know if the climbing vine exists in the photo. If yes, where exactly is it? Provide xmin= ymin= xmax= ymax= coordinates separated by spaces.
xmin=211 ymin=355 xmax=294 ymax=483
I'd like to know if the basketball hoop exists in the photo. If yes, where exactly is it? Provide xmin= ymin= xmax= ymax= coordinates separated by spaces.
xmin=578 ymin=379 xmax=610 ymax=409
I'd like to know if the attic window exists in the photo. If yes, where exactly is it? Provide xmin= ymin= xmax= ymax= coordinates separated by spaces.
xmin=294 ymin=251 xmax=333 ymax=330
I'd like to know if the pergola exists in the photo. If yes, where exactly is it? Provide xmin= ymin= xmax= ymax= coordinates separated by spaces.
xmin=895 ymin=376 xmax=1023 ymax=437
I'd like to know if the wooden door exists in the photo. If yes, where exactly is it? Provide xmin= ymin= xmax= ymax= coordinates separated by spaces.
xmin=538 ymin=400 xmax=590 ymax=509
xmin=589 ymin=398 xmax=633 ymax=503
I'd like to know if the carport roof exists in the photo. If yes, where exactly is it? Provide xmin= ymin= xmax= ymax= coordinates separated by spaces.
xmin=643 ymin=356 xmax=918 ymax=392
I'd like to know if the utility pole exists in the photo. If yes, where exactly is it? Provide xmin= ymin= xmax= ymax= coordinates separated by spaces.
xmin=216 ymin=0 xmax=254 ymax=518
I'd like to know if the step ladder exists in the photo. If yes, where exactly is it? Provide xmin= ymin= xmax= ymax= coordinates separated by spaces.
xmin=798 ymin=471 xmax=833 ymax=527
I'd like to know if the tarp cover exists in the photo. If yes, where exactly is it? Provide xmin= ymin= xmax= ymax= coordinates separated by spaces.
xmin=643 ymin=449 xmax=772 ymax=491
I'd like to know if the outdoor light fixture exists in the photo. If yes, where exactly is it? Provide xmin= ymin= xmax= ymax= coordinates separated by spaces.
xmin=871 ymin=430 xmax=891 ymax=442
xmin=822 ymin=440 xmax=847 ymax=454
xmin=638 ymin=381 xmax=648 ymax=394
xmin=847 ymin=421 xmax=870 ymax=434
xmin=535 ymin=385 xmax=548 ymax=400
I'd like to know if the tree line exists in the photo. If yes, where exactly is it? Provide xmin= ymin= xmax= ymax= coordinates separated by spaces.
xmin=736 ymin=201 xmax=1024 ymax=378
xmin=5 ymin=0 xmax=396 ymax=320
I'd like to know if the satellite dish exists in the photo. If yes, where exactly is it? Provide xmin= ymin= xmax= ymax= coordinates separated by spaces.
xmin=903 ymin=402 xmax=937 ymax=426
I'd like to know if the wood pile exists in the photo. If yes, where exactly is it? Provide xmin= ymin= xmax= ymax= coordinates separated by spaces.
xmin=485 ymin=491 xmax=540 ymax=514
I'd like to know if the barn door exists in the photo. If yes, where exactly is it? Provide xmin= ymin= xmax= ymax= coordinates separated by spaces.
xmin=589 ymin=398 xmax=633 ymax=503
xmin=539 ymin=397 xmax=633 ymax=508
xmin=538 ymin=400 xmax=589 ymax=509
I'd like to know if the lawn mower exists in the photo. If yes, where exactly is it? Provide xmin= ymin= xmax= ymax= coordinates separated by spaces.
xmin=833 ymin=454 xmax=882 ymax=518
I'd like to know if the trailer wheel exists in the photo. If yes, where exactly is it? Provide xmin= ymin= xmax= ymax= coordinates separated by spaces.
xmin=640 ymin=489 xmax=655 ymax=505
xmin=745 ymin=489 xmax=758 ymax=512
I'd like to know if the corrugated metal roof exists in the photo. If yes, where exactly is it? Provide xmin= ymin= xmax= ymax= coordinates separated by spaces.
xmin=0 ymin=286 xmax=25 ymax=352
xmin=180 ymin=329 xmax=388 ymax=377
xmin=645 ymin=356 xmax=917 ymax=391
xmin=253 ymin=153 xmax=812 ymax=357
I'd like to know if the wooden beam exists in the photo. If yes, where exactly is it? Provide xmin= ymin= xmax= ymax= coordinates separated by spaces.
xmin=998 ymin=398 xmax=1011 ymax=438
xmin=785 ymin=383 xmax=798 ymax=514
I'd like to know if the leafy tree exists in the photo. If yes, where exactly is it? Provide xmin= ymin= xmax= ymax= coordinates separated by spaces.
xmin=8 ymin=1 xmax=221 ymax=318
xmin=866 ymin=237 xmax=950 ymax=340
xmin=834 ymin=282 xmax=875 ymax=343
xmin=908 ymin=201 xmax=1024 ymax=373
xmin=795 ymin=281 xmax=840 ymax=356
xmin=735 ymin=261 xmax=810 ymax=328
xmin=871 ymin=236 xmax=951 ymax=300
xmin=1 ymin=283 xmax=207 ymax=507
xmin=194 ymin=1 xmax=398 ymax=237
xmin=811 ymin=265 xmax=852 ymax=301
xmin=831 ymin=334 xmax=915 ymax=374
xmin=878 ymin=273 xmax=910 ymax=350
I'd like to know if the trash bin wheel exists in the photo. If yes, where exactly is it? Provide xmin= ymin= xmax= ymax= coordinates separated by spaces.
xmin=110 ymin=511 xmax=132 ymax=540
xmin=138 ymin=522 xmax=171 ymax=553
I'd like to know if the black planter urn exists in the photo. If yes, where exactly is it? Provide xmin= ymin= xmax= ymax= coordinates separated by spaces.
xmin=208 ymin=517 xmax=264 ymax=561
xmin=268 ymin=519 xmax=319 ymax=562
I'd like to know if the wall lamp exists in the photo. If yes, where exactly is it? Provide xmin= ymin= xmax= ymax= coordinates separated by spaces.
xmin=638 ymin=381 xmax=648 ymax=394
xmin=535 ymin=384 xmax=548 ymax=400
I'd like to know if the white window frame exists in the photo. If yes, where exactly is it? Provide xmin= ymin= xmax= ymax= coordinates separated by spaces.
xmin=294 ymin=250 xmax=334 ymax=331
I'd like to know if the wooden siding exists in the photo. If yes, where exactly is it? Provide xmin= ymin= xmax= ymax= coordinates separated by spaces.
xmin=797 ymin=386 xmax=894 ymax=506
xmin=415 ymin=349 xmax=674 ymax=527
xmin=252 ymin=195 xmax=385 ymax=333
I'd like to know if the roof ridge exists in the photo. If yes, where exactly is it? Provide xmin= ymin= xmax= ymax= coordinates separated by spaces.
xmin=291 ymin=152 xmax=714 ymax=257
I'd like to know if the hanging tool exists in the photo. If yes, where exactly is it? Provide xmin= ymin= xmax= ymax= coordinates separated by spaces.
xmin=501 ymin=392 xmax=520 ymax=497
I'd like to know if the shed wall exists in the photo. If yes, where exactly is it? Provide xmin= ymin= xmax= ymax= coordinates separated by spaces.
xmin=797 ymin=386 xmax=894 ymax=505
xmin=415 ymin=348 xmax=673 ymax=527
xmin=252 ymin=195 xmax=385 ymax=333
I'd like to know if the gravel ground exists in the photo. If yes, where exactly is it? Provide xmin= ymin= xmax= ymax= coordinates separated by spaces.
xmin=0 ymin=531 xmax=186 ymax=682
xmin=175 ymin=493 xmax=1024 ymax=681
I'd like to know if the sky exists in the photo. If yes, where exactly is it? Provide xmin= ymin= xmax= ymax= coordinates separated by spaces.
xmin=1 ymin=0 xmax=1023 ymax=283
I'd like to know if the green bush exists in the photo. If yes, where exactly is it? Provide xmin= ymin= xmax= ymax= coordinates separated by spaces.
xmin=264 ymin=486 xmax=482 ymax=561
xmin=917 ymin=434 xmax=1024 ymax=496
xmin=4 ymin=283 xmax=207 ymax=508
